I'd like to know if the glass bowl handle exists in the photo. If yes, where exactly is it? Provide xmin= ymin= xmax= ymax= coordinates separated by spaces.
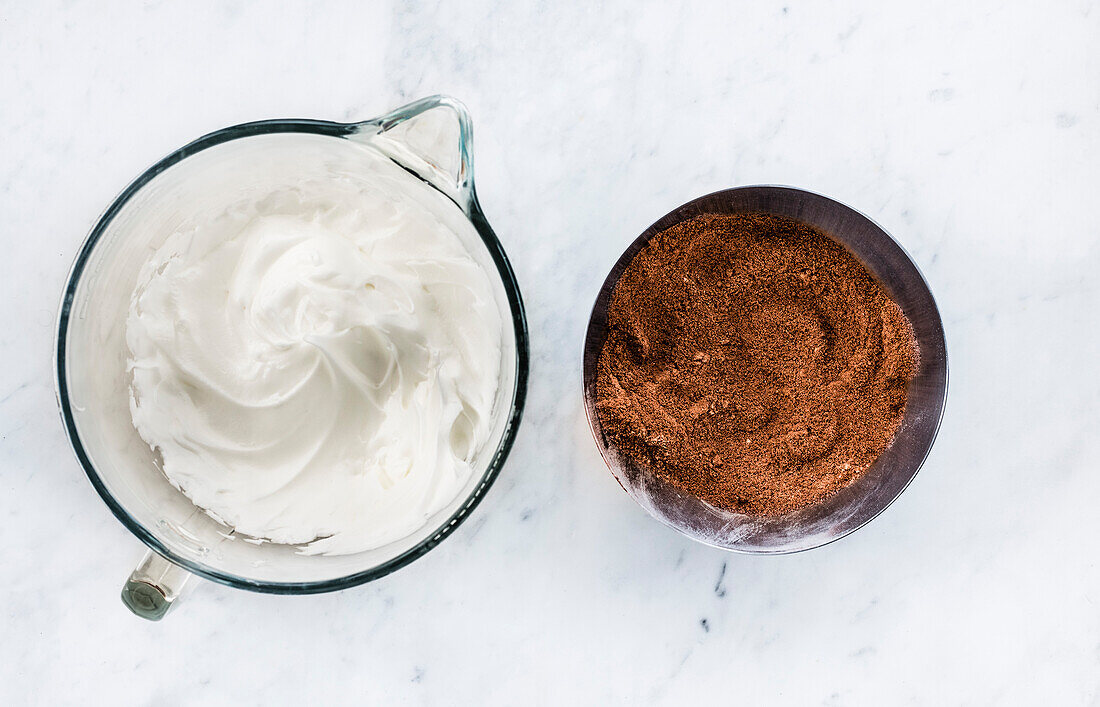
xmin=120 ymin=550 xmax=193 ymax=621
xmin=353 ymin=94 xmax=477 ymax=212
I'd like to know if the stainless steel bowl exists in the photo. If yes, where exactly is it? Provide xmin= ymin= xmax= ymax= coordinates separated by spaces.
xmin=582 ymin=186 xmax=947 ymax=554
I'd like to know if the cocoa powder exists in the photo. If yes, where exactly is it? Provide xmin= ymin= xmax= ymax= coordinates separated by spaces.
xmin=595 ymin=213 xmax=919 ymax=516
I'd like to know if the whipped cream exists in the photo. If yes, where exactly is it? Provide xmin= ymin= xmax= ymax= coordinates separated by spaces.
xmin=125 ymin=139 xmax=503 ymax=556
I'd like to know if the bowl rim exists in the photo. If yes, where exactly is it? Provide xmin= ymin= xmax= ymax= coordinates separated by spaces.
xmin=54 ymin=116 xmax=530 ymax=594
xmin=582 ymin=184 xmax=948 ymax=554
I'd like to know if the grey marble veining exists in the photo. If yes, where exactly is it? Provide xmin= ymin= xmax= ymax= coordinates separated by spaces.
xmin=2 ymin=0 xmax=1098 ymax=704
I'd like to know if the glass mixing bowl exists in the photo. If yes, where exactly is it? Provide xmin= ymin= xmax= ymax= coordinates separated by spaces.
xmin=583 ymin=186 xmax=947 ymax=554
xmin=55 ymin=96 xmax=529 ymax=619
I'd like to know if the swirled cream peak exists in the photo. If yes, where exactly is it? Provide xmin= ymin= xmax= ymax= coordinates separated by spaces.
xmin=126 ymin=149 xmax=503 ymax=556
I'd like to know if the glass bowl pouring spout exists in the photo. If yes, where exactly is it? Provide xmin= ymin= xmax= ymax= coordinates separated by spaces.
xmin=354 ymin=95 xmax=477 ymax=213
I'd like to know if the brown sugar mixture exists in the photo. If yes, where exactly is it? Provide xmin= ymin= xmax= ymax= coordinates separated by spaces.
xmin=595 ymin=213 xmax=919 ymax=516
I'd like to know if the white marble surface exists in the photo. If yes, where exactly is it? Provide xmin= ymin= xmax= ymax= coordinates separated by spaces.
xmin=3 ymin=1 xmax=1098 ymax=704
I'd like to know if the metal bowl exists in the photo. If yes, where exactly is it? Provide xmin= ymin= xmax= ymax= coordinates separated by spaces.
xmin=582 ymin=186 xmax=947 ymax=554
